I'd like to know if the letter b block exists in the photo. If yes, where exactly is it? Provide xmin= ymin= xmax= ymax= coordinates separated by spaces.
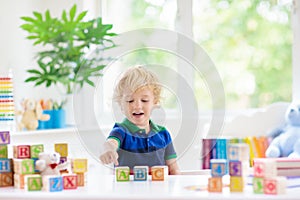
xmin=115 ymin=166 xmax=130 ymax=182
xmin=133 ymin=166 xmax=148 ymax=181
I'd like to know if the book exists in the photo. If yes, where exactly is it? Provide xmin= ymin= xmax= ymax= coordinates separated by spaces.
xmin=277 ymin=168 xmax=300 ymax=176
xmin=275 ymin=158 xmax=300 ymax=169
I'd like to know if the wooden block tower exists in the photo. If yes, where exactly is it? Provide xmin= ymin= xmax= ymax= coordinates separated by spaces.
xmin=228 ymin=143 xmax=249 ymax=192
xmin=208 ymin=159 xmax=227 ymax=192
xmin=0 ymin=131 xmax=13 ymax=187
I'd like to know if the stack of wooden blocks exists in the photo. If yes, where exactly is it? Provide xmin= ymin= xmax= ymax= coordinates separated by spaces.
xmin=0 ymin=131 xmax=13 ymax=187
xmin=115 ymin=165 xmax=168 ymax=182
xmin=227 ymin=143 xmax=250 ymax=192
xmin=252 ymin=158 xmax=287 ymax=194
xmin=0 ymin=131 xmax=88 ymax=191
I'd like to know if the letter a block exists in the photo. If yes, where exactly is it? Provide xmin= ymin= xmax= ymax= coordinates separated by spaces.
xmin=0 ymin=145 xmax=8 ymax=159
xmin=151 ymin=166 xmax=168 ymax=181
xmin=0 ymin=172 xmax=13 ymax=187
xmin=208 ymin=177 xmax=223 ymax=192
xmin=63 ymin=174 xmax=78 ymax=189
xmin=25 ymin=175 xmax=42 ymax=191
xmin=115 ymin=166 xmax=130 ymax=182
xmin=13 ymin=159 xmax=35 ymax=174
xmin=210 ymin=159 xmax=227 ymax=177
xmin=0 ymin=131 xmax=10 ymax=145
xmin=13 ymin=145 xmax=31 ymax=159
xmin=43 ymin=175 xmax=63 ymax=192
xmin=134 ymin=166 xmax=148 ymax=181
xmin=55 ymin=143 xmax=68 ymax=157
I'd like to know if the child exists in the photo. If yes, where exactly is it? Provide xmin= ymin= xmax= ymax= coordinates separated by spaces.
xmin=99 ymin=66 xmax=181 ymax=175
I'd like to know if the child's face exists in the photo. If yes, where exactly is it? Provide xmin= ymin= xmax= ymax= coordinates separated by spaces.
xmin=121 ymin=86 xmax=157 ymax=129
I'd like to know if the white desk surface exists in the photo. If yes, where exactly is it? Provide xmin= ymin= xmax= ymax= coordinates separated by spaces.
xmin=1 ymin=164 xmax=300 ymax=200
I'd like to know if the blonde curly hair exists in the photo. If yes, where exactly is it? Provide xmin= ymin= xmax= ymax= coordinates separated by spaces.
xmin=113 ymin=66 xmax=162 ymax=105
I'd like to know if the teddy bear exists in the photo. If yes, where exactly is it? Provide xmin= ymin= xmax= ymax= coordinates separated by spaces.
xmin=17 ymin=98 xmax=50 ymax=131
xmin=35 ymin=152 xmax=69 ymax=176
xmin=265 ymin=102 xmax=300 ymax=158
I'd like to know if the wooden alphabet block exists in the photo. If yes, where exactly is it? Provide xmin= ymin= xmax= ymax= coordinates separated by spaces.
xmin=228 ymin=143 xmax=249 ymax=161
xmin=25 ymin=174 xmax=42 ymax=191
xmin=62 ymin=174 xmax=78 ymax=189
xmin=0 ymin=158 xmax=12 ymax=173
xmin=0 ymin=145 xmax=8 ymax=159
xmin=253 ymin=158 xmax=277 ymax=178
xmin=14 ymin=174 xmax=25 ymax=189
xmin=72 ymin=158 xmax=88 ymax=173
xmin=151 ymin=166 xmax=168 ymax=181
xmin=230 ymin=176 xmax=244 ymax=192
xmin=13 ymin=145 xmax=31 ymax=159
xmin=229 ymin=160 xmax=248 ymax=176
xmin=264 ymin=177 xmax=287 ymax=195
xmin=30 ymin=144 xmax=44 ymax=159
xmin=42 ymin=175 xmax=63 ymax=192
xmin=0 ymin=131 xmax=10 ymax=145
xmin=208 ymin=177 xmax=223 ymax=192
xmin=253 ymin=177 xmax=264 ymax=194
xmin=76 ymin=173 xmax=87 ymax=187
xmin=0 ymin=172 xmax=13 ymax=187
xmin=13 ymin=159 xmax=35 ymax=174
xmin=115 ymin=166 xmax=130 ymax=182
xmin=54 ymin=143 xmax=68 ymax=157
xmin=210 ymin=159 xmax=227 ymax=177
xmin=133 ymin=166 xmax=148 ymax=181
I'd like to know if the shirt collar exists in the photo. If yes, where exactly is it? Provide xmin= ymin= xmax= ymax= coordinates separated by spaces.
xmin=119 ymin=118 xmax=161 ymax=134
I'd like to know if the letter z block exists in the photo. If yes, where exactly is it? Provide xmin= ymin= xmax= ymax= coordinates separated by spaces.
xmin=134 ymin=166 xmax=148 ymax=181
xmin=115 ymin=166 xmax=130 ymax=182
xmin=42 ymin=175 xmax=63 ymax=192
xmin=151 ymin=166 xmax=168 ymax=181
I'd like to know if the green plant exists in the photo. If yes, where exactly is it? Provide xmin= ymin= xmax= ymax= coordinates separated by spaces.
xmin=20 ymin=4 xmax=117 ymax=94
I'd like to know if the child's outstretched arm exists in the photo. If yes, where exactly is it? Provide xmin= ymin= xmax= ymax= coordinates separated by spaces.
xmin=99 ymin=139 xmax=119 ymax=166
xmin=166 ymin=158 xmax=181 ymax=175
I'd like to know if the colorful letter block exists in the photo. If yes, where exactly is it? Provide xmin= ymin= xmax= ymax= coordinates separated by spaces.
xmin=13 ymin=159 xmax=35 ymax=174
xmin=76 ymin=172 xmax=87 ymax=187
xmin=25 ymin=174 xmax=42 ymax=191
xmin=253 ymin=177 xmax=264 ymax=194
xmin=55 ymin=143 xmax=68 ymax=157
xmin=208 ymin=177 xmax=223 ymax=192
xmin=210 ymin=159 xmax=227 ymax=177
xmin=229 ymin=160 xmax=248 ymax=177
xmin=0 ymin=145 xmax=8 ymax=159
xmin=253 ymin=158 xmax=277 ymax=178
xmin=0 ymin=172 xmax=13 ymax=187
xmin=133 ymin=166 xmax=148 ymax=181
xmin=13 ymin=145 xmax=31 ymax=159
xmin=62 ymin=174 xmax=78 ymax=189
xmin=115 ymin=166 xmax=130 ymax=182
xmin=0 ymin=131 xmax=10 ymax=145
xmin=230 ymin=176 xmax=244 ymax=192
xmin=72 ymin=158 xmax=88 ymax=173
xmin=228 ymin=143 xmax=249 ymax=161
xmin=30 ymin=144 xmax=44 ymax=159
xmin=43 ymin=175 xmax=63 ymax=192
xmin=0 ymin=158 xmax=12 ymax=173
xmin=264 ymin=177 xmax=287 ymax=195
xmin=14 ymin=174 xmax=25 ymax=189
xmin=151 ymin=166 xmax=168 ymax=181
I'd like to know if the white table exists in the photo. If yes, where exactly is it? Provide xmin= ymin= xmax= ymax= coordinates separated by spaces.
xmin=1 ymin=164 xmax=300 ymax=200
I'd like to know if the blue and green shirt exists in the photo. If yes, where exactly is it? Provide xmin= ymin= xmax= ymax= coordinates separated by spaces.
xmin=108 ymin=118 xmax=177 ymax=169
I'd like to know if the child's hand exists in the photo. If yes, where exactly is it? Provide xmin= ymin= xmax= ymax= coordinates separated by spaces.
xmin=100 ymin=140 xmax=119 ymax=166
